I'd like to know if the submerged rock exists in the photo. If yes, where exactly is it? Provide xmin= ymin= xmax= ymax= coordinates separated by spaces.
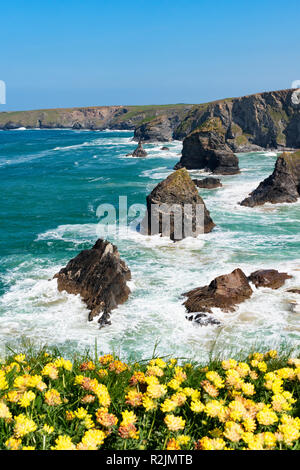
xmin=240 ymin=151 xmax=300 ymax=207
xmin=141 ymin=168 xmax=215 ymax=241
xmin=54 ymin=239 xmax=131 ymax=323
xmin=193 ymin=177 xmax=222 ymax=189
xmin=248 ymin=269 xmax=292 ymax=289
xmin=183 ymin=268 xmax=253 ymax=313
xmin=161 ymin=146 xmax=170 ymax=151
xmin=175 ymin=118 xmax=240 ymax=175
xmin=132 ymin=141 xmax=147 ymax=157
xmin=186 ymin=313 xmax=221 ymax=326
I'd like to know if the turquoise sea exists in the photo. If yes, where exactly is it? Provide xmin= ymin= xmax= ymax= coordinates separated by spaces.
xmin=0 ymin=129 xmax=299 ymax=361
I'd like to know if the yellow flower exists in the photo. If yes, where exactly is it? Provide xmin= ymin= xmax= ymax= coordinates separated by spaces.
xmin=243 ymin=417 xmax=256 ymax=432
xmin=142 ymin=395 xmax=156 ymax=412
xmin=177 ymin=435 xmax=191 ymax=446
xmin=19 ymin=390 xmax=36 ymax=408
xmin=256 ymin=406 xmax=278 ymax=426
xmin=164 ymin=414 xmax=185 ymax=432
xmin=14 ymin=354 xmax=26 ymax=363
xmin=161 ymin=399 xmax=178 ymax=413
xmin=196 ymin=436 xmax=226 ymax=450
xmin=147 ymin=383 xmax=167 ymax=399
xmin=0 ymin=370 xmax=8 ymax=390
xmin=5 ymin=437 xmax=22 ymax=450
xmin=120 ymin=410 xmax=137 ymax=427
xmin=241 ymin=382 xmax=256 ymax=396
xmin=43 ymin=424 xmax=54 ymax=434
xmin=277 ymin=424 xmax=300 ymax=446
xmin=74 ymin=407 xmax=88 ymax=419
xmin=41 ymin=363 xmax=59 ymax=380
xmin=166 ymin=438 xmax=181 ymax=450
xmin=206 ymin=371 xmax=224 ymax=388
xmin=51 ymin=435 xmax=76 ymax=450
xmin=0 ymin=401 xmax=12 ymax=420
xmin=44 ymin=389 xmax=62 ymax=406
xmin=14 ymin=414 xmax=37 ymax=437
xmin=223 ymin=421 xmax=243 ymax=442
xmin=190 ymin=400 xmax=205 ymax=413
xmin=77 ymin=429 xmax=106 ymax=450
xmin=54 ymin=357 xmax=72 ymax=371
xmin=125 ymin=389 xmax=143 ymax=407
xmin=263 ymin=432 xmax=277 ymax=448
xmin=22 ymin=446 xmax=35 ymax=450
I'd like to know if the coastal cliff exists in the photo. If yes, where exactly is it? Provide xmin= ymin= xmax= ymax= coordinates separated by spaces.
xmin=1 ymin=88 xmax=300 ymax=151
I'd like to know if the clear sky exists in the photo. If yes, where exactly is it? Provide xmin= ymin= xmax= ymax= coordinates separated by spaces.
xmin=1 ymin=0 xmax=299 ymax=111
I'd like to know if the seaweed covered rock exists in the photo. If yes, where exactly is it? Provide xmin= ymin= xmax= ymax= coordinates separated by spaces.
xmin=141 ymin=168 xmax=215 ymax=241
xmin=248 ymin=269 xmax=292 ymax=289
xmin=183 ymin=268 xmax=253 ymax=313
xmin=193 ymin=177 xmax=222 ymax=189
xmin=240 ymin=151 xmax=300 ymax=207
xmin=175 ymin=118 xmax=240 ymax=175
xmin=54 ymin=239 xmax=131 ymax=323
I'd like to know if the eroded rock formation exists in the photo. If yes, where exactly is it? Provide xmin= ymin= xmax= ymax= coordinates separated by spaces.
xmin=141 ymin=168 xmax=215 ymax=241
xmin=248 ymin=269 xmax=292 ymax=289
xmin=240 ymin=151 xmax=300 ymax=207
xmin=132 ymin=141 xmax=147 ymax=157
xmin=175 ymin=118 xmax=240 ymax=174
xmin=54 ymin=239 xmax=131 ymax=324
xmin=183 ymin=268 xmax=253 ymax=313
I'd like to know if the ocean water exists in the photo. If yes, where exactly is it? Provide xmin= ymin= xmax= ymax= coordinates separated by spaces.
xmin=0 ymin=129 xmax=299 ymax=362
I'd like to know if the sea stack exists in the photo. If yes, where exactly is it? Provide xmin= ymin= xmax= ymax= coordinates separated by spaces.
xmin=175 ymin=118 xmax=240 ymax=175
xmin=240 ymin=150 xmax=300 ymax=207
xmin=141 ymin=167 xmax=215 ymax=241
xmin=54 ymin=239 xmax=131 ymax=325
xmin=183 ymin=268 xmax=253 ymax=313
xmin=132 ymin=141 xmax=148 ymax=157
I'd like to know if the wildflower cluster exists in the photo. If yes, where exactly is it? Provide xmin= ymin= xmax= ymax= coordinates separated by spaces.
xmin=0 ymin=350 xmax=299 ymax=450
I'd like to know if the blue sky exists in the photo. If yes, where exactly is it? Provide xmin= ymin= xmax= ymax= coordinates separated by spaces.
xmin=1 ymin=0 xmax=299 ymax=110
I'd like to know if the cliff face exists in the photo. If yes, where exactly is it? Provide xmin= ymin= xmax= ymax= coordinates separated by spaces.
xmin=1 ymin=89 xmax=299 ymax=150
xmin=174 ymin=89 xmax=300 ymax=151
xmin=0 ymin=104 xmax=193 ymax=133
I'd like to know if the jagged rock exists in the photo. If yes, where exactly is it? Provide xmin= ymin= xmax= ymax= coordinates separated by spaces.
xmin=161 ymin=146 xmax=170 ymax=151
xmin=248 ymin=269 xmax=292 ymax=289
xmin=132 ymin=141 xmax=147 ymax=157
xmin=193 ymin=177 xmax=222 ymax=189
xmin=186 ymin=313 xmax=221 ymax=326
xmin=141 ymin=168 xmax=215 ymax=241
xmin=183 ymin=268 xmax=253 ymax=313
xmin=175 ymin=118 xmax=240 ymax=174
xmin=240 ymin=151 xmax=300 ymax=207
xmin=54 ymin=239 xmax=131 ymax=323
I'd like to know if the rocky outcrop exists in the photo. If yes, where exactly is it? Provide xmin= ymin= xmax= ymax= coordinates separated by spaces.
xmin=240 ymin=151 xmax=300 ymax=207
xmin=141 ymin=168 xmax=215 ymax=241
xmin=134 ymin=116 xmax=174 ymax=142
xmin=54 ymin=239 xmax=131 ymax=324
xmin=161 ymin=146 xmax=170 ymax=151
xmin=248 ymin=269 xmax=292 ymax=289
xmin=183 ymin=268 xmax=253 ymax=313
xmin=175 ymin=118 xmax=240 ymax=174
xmin=132 ymin=141 xmax=147 ymax=157
xmin=174 ymin=88 xmax=300 ymax=151
xmin=193 ymin=177 xmax=222 ymax=189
